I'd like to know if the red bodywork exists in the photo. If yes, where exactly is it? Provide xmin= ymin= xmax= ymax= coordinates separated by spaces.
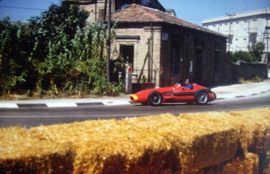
xmin=130 ymin=84 xmax=216 ymax=105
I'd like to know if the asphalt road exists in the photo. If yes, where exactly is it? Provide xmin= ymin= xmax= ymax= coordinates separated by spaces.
xmin=0 ymin=93 xmax=270 ymax=128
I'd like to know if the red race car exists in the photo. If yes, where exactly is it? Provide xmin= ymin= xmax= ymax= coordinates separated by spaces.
xmin=130 ymin=83 xmax=216 ymax=106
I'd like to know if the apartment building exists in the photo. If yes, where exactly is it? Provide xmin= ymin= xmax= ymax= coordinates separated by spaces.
xmin=202 ymin=8 xmax=270 ymax=64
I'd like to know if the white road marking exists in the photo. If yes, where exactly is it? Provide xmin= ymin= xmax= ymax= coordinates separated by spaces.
xmin=0 ymin=104 xmax=18 ymax=108
xmin=45 ymin=103 xmax=78 ymax=107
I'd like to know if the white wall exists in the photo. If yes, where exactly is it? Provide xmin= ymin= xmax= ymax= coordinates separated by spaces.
xmin=202 ymin=8 xmax=270 ymax=55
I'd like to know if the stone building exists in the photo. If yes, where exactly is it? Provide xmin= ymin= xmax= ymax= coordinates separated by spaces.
xmin=110 ymin=4 xmax=227 ymax=90
xmin=65 ymin=1 xmax=227 ymax=90
xmin=64 ymin=0 xmax=165 ymax=22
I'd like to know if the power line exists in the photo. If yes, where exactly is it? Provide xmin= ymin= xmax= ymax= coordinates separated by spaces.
xmin=211 ymin=0 xmax=242 ymax=12
xmin=0 ymin=5 xmax=46 ymax=11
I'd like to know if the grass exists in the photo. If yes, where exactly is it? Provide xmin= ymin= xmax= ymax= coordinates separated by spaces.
xmin=238 ymin=76 xmax=265 ymax=84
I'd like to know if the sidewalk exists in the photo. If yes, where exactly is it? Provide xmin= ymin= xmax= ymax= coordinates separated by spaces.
xmin=211 ymin=80 xmax=270 ymax=99
xmin=0 ymin=81 xmax=270 ymax=108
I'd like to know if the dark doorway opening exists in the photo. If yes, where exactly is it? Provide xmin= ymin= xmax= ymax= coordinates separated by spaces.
xmin=120 ymin=45 xmax=134 ymax=70
xmin=172 ymin=44 xmax=180 ymax=75
xmin=195 ymin=49 xmax=203 ymax=85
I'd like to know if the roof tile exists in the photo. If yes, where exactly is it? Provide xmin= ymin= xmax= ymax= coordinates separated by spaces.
xmin=111 ymin=4 xmax=226 ymax=37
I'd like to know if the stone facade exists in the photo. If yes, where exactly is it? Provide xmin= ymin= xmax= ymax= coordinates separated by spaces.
xmin=66 ymin=2 xmax=228 ymax=89
xmin=160 ymin=25 xmax=227 ymax=87
xmin=65 ymin=0 xmax=165 ymax=23
xmin=223 ymin=62 xmax=268 ymax=84
xmin=111 ymin=4 xmax=227 ymax=88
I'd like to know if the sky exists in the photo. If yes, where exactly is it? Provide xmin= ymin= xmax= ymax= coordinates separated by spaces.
xmin=0 ymin=0 xmax=269 ymax=25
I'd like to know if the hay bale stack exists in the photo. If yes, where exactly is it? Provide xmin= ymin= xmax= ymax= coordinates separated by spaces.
xmin=27 ymin=113 xmax=239 ymax=174
xmin=188 ymin=152 xmax=259 ymax=174
xmin=229 ymin=108 xmax=270 ymax=154
xmin=264 ymin=151 xmax=270 ymax=174
xmin=0 ymin=127 xmax=73 ymax=174
xmin=0 ymin=108 xmax=269 ymax=174
xmin=174 ymin=112 xmax=240 ymax=172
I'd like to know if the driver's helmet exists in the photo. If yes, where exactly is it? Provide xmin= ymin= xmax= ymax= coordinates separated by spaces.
xmin=175 ymin=83 xmax=181 ymax=87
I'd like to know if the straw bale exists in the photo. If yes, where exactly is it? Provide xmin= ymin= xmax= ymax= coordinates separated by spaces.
xmin=187 ymin=152 xmax=259 ymax=174
xmin=263 ymin=150 xmax=270 ymax=174
xmin=175 ymin=112 xmax=240 ymax=172
xmin=0 ymin=127 xmax=73 ymax=174
xmin=1 ymin=108 xmax=270 ymax=173
xmin=28 ymin=113 xmax=240 ymax=173
xmin=229 ymin=108 xmax=270 ymax=154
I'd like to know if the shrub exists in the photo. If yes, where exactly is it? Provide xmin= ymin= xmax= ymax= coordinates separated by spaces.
xmin=0 ymin=2 xmax=123 ymax=97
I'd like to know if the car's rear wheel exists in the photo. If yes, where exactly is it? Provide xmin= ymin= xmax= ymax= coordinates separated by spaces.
xmin=149 ymin=92 xmax=163 ymax=106
xmin=196 ymin=92 xmax=209 ymax=105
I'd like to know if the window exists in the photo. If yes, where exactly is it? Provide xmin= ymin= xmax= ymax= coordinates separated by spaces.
xmin=214 ymin=50 xmax=221 ymax=73
xmin=227 ymin=34 xmax=233 ymax=44
xmin=98 ymin=9 xmax=105 ymax=20
xmin=249 ymin=33 xmax=257 ymax=44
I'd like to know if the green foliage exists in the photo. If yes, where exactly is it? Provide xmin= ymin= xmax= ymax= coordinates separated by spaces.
xmin=248 ymin=42 xmax=265 ymax=61
xmin=228 ymin=42 xmax=265 ymax=63
xmin=0 ymin=3 xmax=123 ymax=97
xmin=228 ymin=51 xmax=255 ymax=63
xmin=0 ymin=17 xmax=30 ymax=94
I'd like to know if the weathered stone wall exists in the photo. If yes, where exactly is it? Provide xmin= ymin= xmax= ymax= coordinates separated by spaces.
xmin=223 ymin=62 xmax=268 ymax=84
xmin=160 ymin=24 xmax=227 ymax=87
xmin=112 ymin=24 xmax=162 ymax=87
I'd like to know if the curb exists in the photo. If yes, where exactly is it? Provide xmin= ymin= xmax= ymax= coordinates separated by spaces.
xmin=0 ymin=101 xmax=132 ymax=109
xmin=1 ymin=90 xmax=269 ymax=109
xmin=216 ymin=90 xmax=270 ymax=100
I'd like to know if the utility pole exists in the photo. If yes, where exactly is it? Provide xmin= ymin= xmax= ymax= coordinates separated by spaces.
xmin=266 ymin=8 xmax=269 ymax=65
xmin=106 ymin=0 xmax=111 ymax=82
xmin=226 ymin=13 xmax=235 ymax=52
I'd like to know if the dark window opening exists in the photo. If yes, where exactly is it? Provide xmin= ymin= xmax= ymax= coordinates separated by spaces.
xmin=215 ymin=51 xmax=221 ymax=73
xmin=120 ymin=45 xmax=134 ymax=70
xmin=172 ymin=44 xmax=180 ymax=75
xmin=195 ymin=49 xmax=203 ymax=84
xmin=98 ymin=9 xmax=105 ymax=20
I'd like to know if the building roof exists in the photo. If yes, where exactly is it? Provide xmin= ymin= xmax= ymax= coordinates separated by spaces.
xmin=111 ymin=4 xmax=226 ymax=37
xmin=203 ymin=8 xmax=270 ymax=24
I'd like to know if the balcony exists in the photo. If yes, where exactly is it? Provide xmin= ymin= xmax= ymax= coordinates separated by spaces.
xmin=248 ymin=28 xmax=258 ymax=34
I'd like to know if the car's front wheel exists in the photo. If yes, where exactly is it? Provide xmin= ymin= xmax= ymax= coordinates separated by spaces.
xmin=149 ymin=92 xmax=163 ymax=106
xmin=196 ymin=92 xmax=209 ymax=105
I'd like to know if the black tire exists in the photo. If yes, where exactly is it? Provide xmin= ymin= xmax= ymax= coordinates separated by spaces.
xmin=196 ymin=92 xmax=209 ymax=105
xmin=148 ymin=92 xmax=163 ymax=106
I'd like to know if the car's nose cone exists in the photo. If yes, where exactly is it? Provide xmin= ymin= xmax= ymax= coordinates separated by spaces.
xmin=130 ymin=94 xmax=138 ymax=102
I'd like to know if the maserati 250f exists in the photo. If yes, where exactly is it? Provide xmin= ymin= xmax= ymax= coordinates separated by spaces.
xmin=130 ymin=83 xmax=216 ymax=106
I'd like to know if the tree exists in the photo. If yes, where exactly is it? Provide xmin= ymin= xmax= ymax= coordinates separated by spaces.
xmin=0 ymin=17 xmax=30 ymax=94
xmin=231 ymin=51 xmax=255 ymax=63
xmin=248 ymin=42 xmax=265 ymax=62
xmin=0 ymin=2 xmax=123 ymax=97
xmin=28 ymin=3 xmax=89 ymax=62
